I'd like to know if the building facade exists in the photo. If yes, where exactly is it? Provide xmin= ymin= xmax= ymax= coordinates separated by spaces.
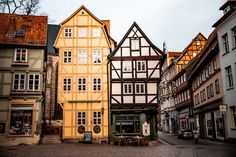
xmin=109 ymin=22 xmax=165 ymax=139
xmin=0 ymin=14 xmax=47 ymax=145
xmin=189 ymin=31 xmax=225 ymax=140
xmin=54 ymin=6 xmax=115 ymax=143
xmin=213 ymin=0 xmax=236 ymax=141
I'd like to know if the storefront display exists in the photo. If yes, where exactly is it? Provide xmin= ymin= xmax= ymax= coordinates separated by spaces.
xmin=205 ymin=112 xmax=213 ymax=138
xmin=214 ymin=110 xmax=224 ymax=139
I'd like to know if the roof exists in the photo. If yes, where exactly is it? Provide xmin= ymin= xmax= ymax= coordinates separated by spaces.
xmin=109 ymin=22 xmax=166 ymax=59
xmin=213 ymin=8 xmax=236 ymax=28
xmin=188 ymin=30 xmax=218 ymax=80
xmin=47 ymin=24 xmax=60 ymax=55
xmin=0 ymin=13 xmax=47 ymax=47
xmin=219 ymin=0 xmax=236 ymax=10
xmin=168 ymin=51 xmax=182 ymax=58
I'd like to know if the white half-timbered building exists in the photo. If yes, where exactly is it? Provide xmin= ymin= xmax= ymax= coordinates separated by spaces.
xmin=109 ymin=22 xmax=165 ymax=139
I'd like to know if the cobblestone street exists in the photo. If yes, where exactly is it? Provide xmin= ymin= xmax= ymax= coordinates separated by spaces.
xmin=1 ymin=133 xmax=236 ymax=157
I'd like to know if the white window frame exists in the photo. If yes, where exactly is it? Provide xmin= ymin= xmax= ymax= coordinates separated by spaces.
xmin=78 ymin=28 xmax=87 ymax=37
xmin=124 ymin=83 xmax=132 ymax=94
xmin=222 ymin=33 xmax=229 ymax=54
xmin=63 ymin=51 xmax=72 ymax=64
xmin=28 ymin=74 xmax=40 ymax=91
xmin=225 ymin=66 xmax=234 ymax=89
xmin=92 ymin=50 xmax=101 ymax=64
xmin=123 ymin=61 xmax=132 ymax=72
xmin=63 ymin=78 xmax=71 ymax=92
xmin=92 ymin=28 xmax=101 ymax=37
xmin=78 ymin=78 xmax=86 ymax=91
xmin=14 ymin=49 xmax=28 ymax=63
xmin=93 ymin=78 xmax=101 ymax=91
xmin=137 ymin=61 xmax=146 ymax=72
xmin=93 ymin=111 xmax=101 ymax=125
xmin=13 ymin=73 xmax=25 ymax=91
xmin=64 ymin=28 xmax=72 ymax=37
xmin=78 ymin=50 xmax=87 ymax=64
xmin=136 ymin=83 xmax=145 ymax=94
xmin=78 ymin=112 xmax=86 ymax=125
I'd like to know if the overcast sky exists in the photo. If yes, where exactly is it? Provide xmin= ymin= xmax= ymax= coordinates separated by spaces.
xmin=41 ymin=0 xmax=225 ymax=52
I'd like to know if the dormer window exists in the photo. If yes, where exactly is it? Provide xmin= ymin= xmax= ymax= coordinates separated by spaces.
xmin=223 ymin=6 xmax=230 ymax=14
xmin=16 ymin=29 xmax=25 ymax=37
xmin=14 ymin=49 xmax=27 ymax=63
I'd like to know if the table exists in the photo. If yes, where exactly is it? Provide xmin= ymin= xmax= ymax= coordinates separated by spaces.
xmin=132 ymin=136 xmax=145 ymax=146
xmin=113 ymin=136 xmax=127 ymax=146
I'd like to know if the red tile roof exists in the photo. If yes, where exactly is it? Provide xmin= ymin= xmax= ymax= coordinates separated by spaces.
xmin=168 ymin=51 xmax=182 ymax=57
xmin=0 ymin=13 xmax=47 ymax=46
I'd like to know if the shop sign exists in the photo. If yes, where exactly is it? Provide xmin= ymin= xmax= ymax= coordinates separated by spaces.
xmin=142 ymin=122 xmax=150 ymax=136
xmin=219 ymin=105 xmax=226 ymax=113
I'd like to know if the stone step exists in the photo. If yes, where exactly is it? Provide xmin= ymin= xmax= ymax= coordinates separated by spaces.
xmin=41 ymin=135 xmax=61 ymax=144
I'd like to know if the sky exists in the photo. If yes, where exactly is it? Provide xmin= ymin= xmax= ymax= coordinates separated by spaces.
xmin=40 ymin=0 xmax=225 ymax=52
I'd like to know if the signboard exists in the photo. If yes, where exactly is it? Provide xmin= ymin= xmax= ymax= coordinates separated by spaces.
xmin=219 ymin=105 xmax=226 ymax=113
xmin=142 ymin=122 xmax=150 ymax=136
xmin=84 ymin=131 xmax=92 ymax=143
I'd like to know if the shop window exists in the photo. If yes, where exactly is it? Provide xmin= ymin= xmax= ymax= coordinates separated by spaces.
xmin=0 ymin=123 xmax=6 ymax=134
xmin=93 ymin=78 xmax=101 ymax=91
xmin=205 ymin=112 xmax=213 ymax=138
xmin=230 ymin=107 xmax=236 ymax=128
xmin=14 ymin=49 xmax=27 ymax=63
xmin=214 ymin=111 xmax=224 ymax=138
xmin=93 ymin=112 xmax=101 ymax=125
xmin=115 ymin=115 xmax=140 ymax=134
xmin=78 ymin=112 xmax=86 ymax=125
xmin=9 ymin=106 xmax=33 ymax=135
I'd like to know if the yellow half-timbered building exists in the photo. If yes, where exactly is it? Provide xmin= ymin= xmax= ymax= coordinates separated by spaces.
xmin=54 ymin=6 xmax=115 ymax=143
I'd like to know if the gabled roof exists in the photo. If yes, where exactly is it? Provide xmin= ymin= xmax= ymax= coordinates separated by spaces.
xmin=60 ymin=5 xmax=103 ymax=26
xmin=47 ymin=24 xmax=60 ymax=55
xmin=188 ymin=30 xmax=218 ymax=80
xmin=109 ymin=22 xmax=166 ymax=59
xmin=219 ymin=0 xmax=236 ymax=10
xmin=175 ymin=33 xmax=207 ymax=63
xmin=0 ymin=13 xmax=47 ymax=47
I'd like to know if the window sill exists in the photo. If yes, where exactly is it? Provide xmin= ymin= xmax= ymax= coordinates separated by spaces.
xmin=11 ymin=62 xmax=29 ymax=66
xmin=226 ymin=87 xmax=234 ymax=91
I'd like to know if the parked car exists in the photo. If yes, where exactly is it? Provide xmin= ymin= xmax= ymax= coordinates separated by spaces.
xmin=177 ymin=129 xmax=193 ymax=139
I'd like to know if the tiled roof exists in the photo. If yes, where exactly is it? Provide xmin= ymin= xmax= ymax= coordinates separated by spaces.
xmin=168 ymin=51 xmax=182 ymax=57
xmin=0 ymin=13 xmax=47 ymax=46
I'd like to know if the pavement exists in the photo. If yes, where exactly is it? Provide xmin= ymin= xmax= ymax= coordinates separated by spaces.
xmin=0 ymin=133 xmax=236 ymax=157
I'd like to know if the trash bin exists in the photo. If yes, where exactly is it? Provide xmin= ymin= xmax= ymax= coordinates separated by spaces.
xmin=84 ymin=131 xmax=92 ymax=144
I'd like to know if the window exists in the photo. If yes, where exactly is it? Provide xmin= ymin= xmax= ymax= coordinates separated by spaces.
xmin=13 ymin=73 xmax=25 ymax=90
xmin=187 ymin=90 xmax=190 ymax=100
xmin=78 ymin=112 xmax=86 ymax=125
xmin=136 ymin=83 xmax=145 ymax=94
xmin=205 ymin=68 xmax=209 ymax=79
xmin=63 ymin=51 xmax=72 ymax=63
xmin=123 ymin=61 xmax=132 ymax=72
xmin=93 ymin=78 xmax=101 ymax=91
xmin=200 ymin=91 xmax=203 ymax=102
xmin=193 ymin=51 xmax=197 ymax=57
xmin=9 ymin=106 xmax=33 ymax=135
xmin=203 ymin=89 xmax=206 ymax=101
xmin=222 ymin=33 xmax=229 ymax=54
xmin=0 ymin=123 xmax=6 ymax=134
xmin=213 ymin=59 xmax=217 ymax=71
xmin=196 ymin=94 xmax=200 ymax=104
xmin=196 ymin=41 xmax=201 ymax=45
xmin=63 ymin=78 xmax=71 ymax=91
xmin=232 ymin=26 xmax=236 ymax=48
xmin=183 ymin=73 xmax=186 ymax=82
xmin=14 ymin=49 xmax=27 ymax=63
xmin=207 ymin=86 xmax=210 ymax=99
xmin=28 ymin=74 xmax=40 ymax=91
xmin=64 ymin=28 xmax=72 ymax=37
xmin=124 ymin=83 xmax=132 ymax=94
xmin=225 ymin=66 xmax=234 ymax=89
xmin=78 ymin=28 xmax=87 ymax=37
xmin=131 ymin=39 xmax=139 ymax=50
xmin=92 ymin=28 xmax=101 ymax=37
xmin=215 ymin=79 xmax=220 ymax=94
xmin=208 ymin=64 xmax=212 ymax=76
xmin=78 ymin=50 xmax=87 ymax=64
xmin=230 ymin=107 xmax=236 ymax=128
xmin=93 ymin=112 xmax=101 ymax=125
xmin=92 ymin=50 xmax=101 ymax=64
xmin=210 ymin=83 xmax=214 ymax=97
xmin=78 ymin=78 xmax=86 ymax=91
xmin=137 ymin=61 xmax=146 ymax=71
